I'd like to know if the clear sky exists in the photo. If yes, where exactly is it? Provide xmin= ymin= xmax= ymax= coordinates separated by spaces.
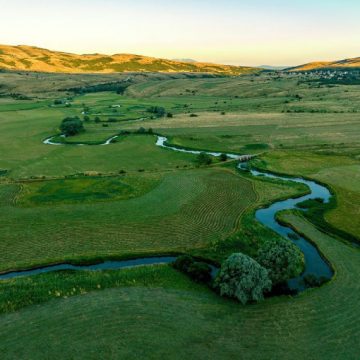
xmin=0 ymin=0 xmax=359 ymax=66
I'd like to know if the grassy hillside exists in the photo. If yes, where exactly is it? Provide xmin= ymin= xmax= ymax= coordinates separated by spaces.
xmin=0 ymin=44 xmax=258 ymax=75
xmin=288 ymin=56 xmax=360 ymax=71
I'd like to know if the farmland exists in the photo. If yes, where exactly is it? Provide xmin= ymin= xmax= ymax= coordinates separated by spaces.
xmin=0 ymin=70 xmax=359 ymax=358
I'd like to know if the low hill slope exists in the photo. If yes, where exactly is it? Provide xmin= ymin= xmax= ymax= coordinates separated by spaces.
xmin=0 ymin=44 xmax=258 ymax=75
xmin=288 ymin=57 xmax=360 ymax=71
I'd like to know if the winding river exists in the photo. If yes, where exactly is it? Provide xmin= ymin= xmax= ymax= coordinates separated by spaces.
xmin=0 ymin=133 xmax=334 ymax=292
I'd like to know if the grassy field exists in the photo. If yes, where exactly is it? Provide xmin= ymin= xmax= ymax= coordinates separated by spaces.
xmin=0 ymin=71 xmax=359 ymax=358
xmin=0 ymin=214 xmax=359 ymax=359
xmin=0 ymin=168 xmax=257 ymax=271
xmin=252 ymin=151 xmax=360 ymax=242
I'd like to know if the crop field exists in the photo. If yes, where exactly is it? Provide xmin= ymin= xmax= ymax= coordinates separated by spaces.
xmin=0 ymin=71 xmax=359 ymax=358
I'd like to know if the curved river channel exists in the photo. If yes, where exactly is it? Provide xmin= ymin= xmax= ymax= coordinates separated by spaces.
xmin=0 ymin=134 xmax=334 ymax=292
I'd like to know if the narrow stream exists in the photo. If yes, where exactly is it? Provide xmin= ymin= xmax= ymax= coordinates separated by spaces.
xmin=0 ymin=133 xmax=334 ymax=291
xmin=243 ymin=166 xmax=333 ymax=291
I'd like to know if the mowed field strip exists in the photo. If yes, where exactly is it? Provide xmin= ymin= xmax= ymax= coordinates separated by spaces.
xmin=0 ymin=168 xmax=256 ymax=271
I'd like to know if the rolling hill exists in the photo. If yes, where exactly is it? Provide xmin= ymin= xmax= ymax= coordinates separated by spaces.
xmin=288 ymin=56 xmax=360 ymax=71
xmin=0 ymin=44 xmax=258 ymax=75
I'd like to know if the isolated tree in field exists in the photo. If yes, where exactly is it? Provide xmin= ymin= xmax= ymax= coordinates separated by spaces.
xmin=94 ymin=116 xmax=101 ymax=123
xmin=196 ymin=152 xmax=212 ymax=166
xmin=214 ymin=253 xmax=272 ymax=304
xmin=257 ymin=239 xmax=304 ymax=284
xmin=60 ymin=117 xmax=84 ymax=136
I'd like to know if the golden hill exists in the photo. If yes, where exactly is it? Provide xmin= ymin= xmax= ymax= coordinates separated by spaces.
xmin=288 ymin=57 xmax=360 ymax=71
xmin=0 ymin=44 xmax=258 ymax=75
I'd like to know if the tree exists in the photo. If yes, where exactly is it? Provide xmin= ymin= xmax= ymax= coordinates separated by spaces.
xmin=60 ymin=117 xmax=84 ymax=136
xmin=196 ymin=152 xmax=212 ymax=166
xmin=214 ymin=253 xmax=272 ymax=305
xmin=83 ymin=115 xmax=90 ymax=122
xmin=257 ymin=239 xmax=304 ymax=284
xmin=94 ymin=116 xmax=101 ymax=123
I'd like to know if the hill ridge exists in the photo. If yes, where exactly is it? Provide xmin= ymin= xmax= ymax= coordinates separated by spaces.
xmin=288 ymin=56 xmax=360 ymax=71
xmin=0 ymin=44 xmax=258 ymax=75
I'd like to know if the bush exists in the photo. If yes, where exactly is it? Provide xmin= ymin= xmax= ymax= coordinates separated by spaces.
xmin=214 ymin=253 xmax=272 ymax=304
xmin=187 ymin=262 xmax=212 ymax=283
xmin=219 ymin=153 xmax=228 ymax=162
xmin=83 ymin=115 xmax=90 ymax=122
xmin=94 ymin=117 xmax=101 ymax=123
xmin=148 ymin=106 xmax=166 ymax=117
xmin=136 ymin=127 xmax=146 ymax=134
xmin=167 ymin=112 xmax=173 ymax=118
xmin=120 ymin=130 xmax=131 ymax=135
xmin=173 ymin=255 xmax=212 ymax=283
xmin=190 ymin=113 xmax=198 ymax=117
xmin=173 ymin=255 xmax=195 ymax=272
xmin=60 ymin=117 xmax=84 ymax=136
xmin=303 ymin=274 xmax=329 ymax=288
xmin=196 ymin=152 xmax=212 ymax=166
xmin=257 ymin=239 xmax=304 ymax=285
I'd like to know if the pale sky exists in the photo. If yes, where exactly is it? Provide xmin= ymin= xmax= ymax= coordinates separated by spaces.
xmin=1 ymin=0 xmax=359 ymax=66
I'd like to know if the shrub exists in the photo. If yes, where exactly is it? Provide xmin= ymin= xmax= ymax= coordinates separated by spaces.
xmin=219 ymin=153 xmax=228 ymax=162
xmin=303 ymin=274 xmax=329 ymax=288
xmin=167 ymin=112 xmax=173 ymax=118
xmin=83 ymin=115 xmax=90 ymax=122
xmin=94 ymin=117 xmax=101 ymax=123
xmin=173 ymin=255 xmax=194 ymax=272
xmin=187 ymin=262 xmax=212 ymax=283
xmin=60 ymin=117 xmax=84 ymax=136
xmin=136 ymin=127 xmax=146 ymax=134
xmin=257 ymin=239 xmax=304 ymax=284
xmin=120 ymin=130 xmax=131 ymax=135
xmin=147 ymin=106 xmax=166 ymax=117
xmin=173 ymin=255 xmax=212 ymax=283
xmin=190 ymin=113 xmax=198 ymax=117
xmin=196 ymin=152 xmax=212 ymax=166
xmin=214 ymin=253 xmax=272 ymax=304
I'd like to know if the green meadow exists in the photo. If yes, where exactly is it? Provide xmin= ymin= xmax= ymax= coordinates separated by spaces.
xmin=0 ymin=71 xmax=359 ymax=358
